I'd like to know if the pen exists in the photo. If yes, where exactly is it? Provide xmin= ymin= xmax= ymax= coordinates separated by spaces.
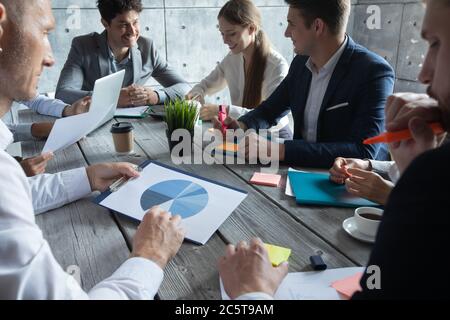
xmin=191 ymin=93 xmax=201 ymax=102
xmin=109 ymin=164 xmax=142 ymax=192
xmin=363 ymin=122 xmax=445 ymax=145
xmin=218 ymin=104 xmax=228 ymax=135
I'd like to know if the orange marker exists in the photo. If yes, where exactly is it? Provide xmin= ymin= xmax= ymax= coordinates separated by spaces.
xmin=363 ymin=122 xmax=445 ymax=145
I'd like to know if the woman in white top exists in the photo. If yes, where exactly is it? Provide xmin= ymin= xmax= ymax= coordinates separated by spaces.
xmin=186 ymin=0 xmax=292 ymax=138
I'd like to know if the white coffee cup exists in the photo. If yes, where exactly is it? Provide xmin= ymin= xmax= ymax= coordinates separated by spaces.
xmin=354 ymin=207 xmax=384 ymax=237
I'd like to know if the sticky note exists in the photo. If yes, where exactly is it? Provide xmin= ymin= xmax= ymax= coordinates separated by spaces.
xmin=264 ymin=244 xmax=291 ymax=266
xmin=250 ymin=172 xmax=282 ymax=187
xmin=331 ymin=272 xmax=363 ymax=299
xmin=217 ymin=143 xmax=239 ymax=153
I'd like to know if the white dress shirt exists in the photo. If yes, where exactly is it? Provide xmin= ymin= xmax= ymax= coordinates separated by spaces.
xmin=8 ymin=94 xmax=68 ymax=142
xmin=0 ymin=119 xmax=164 ymax=299
xmin=302 ymin=37 xmax=348 ymax=142
xmin=369 ymin=160 xmax=399 ymax=184
xmin=188 ymin=49 xmax=290 ymax=129
xmin=28 ymin=169 xmax=92 ymax=215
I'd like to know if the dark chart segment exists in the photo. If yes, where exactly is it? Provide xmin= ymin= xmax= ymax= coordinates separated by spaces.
xmin=140 ymin=180 xmax=209 ymax=218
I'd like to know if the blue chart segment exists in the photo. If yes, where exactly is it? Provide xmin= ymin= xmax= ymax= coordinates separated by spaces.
xmin=140 ymin=180 xmax=209 ymax=219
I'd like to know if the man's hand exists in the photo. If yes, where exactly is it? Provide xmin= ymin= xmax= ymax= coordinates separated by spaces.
xmin=118 ymin=87 xmax=134 ymax=107
xmin=345 ymin=168 xmax=394 ymax=205
xmin=385 ymin=93 xmax=442 ymax=132
xmin=218 ymin=238 xmax=288 ymax=299
xmin=385 ymin=93 xmax=447 ymax=173
xmin=118 ymin=85 xmax=159 ymax=108
xmin=200 ymin=104 xmax=220 ymax=121
xmin=31 ymin=122 xmax=53 ymax=139
xmin=20 ymin=152 xmax=53 ymax=176
xmin=185 ymin=92 xmax=205 ymax=104
xmin=239 ymin=132 xmax=283 ymax=162
xmin=62 ymin=96 xmax=91 ymax=117
xmin=130 ymin=207 xmax=185 ymax=269
xmin=329 ymin=157 xmax=371 ymax=184
xmin=85 ymin=162 xmax=140 ymax=192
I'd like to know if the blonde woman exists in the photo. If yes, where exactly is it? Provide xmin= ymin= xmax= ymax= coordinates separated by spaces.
xmin=187 ymin=0 xmax=292 ymax=138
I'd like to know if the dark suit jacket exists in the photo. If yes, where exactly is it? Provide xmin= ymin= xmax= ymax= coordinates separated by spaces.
xmin=239 ymin=37 xmax=395 ymax=168
xmin=55 ymin=31 xmax=190 ymax=104
xmin=353 ymin=142 xmax=450 ymax=300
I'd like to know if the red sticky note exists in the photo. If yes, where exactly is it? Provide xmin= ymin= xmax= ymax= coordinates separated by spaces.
xmin=331 ymin=272 xmax=363 ymax=299
xmin=250 ymin=172 xmax=282 ymax=187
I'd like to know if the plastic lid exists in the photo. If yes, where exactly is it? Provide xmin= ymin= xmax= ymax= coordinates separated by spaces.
xmin=110 ymin=122 xmax=134 ymax=134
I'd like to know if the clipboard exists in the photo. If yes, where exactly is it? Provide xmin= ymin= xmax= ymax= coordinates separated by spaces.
xmin=288 ymin=171 xmax=379 ymax=208
xmin=94 ymin=160 xmax=248 ymax=245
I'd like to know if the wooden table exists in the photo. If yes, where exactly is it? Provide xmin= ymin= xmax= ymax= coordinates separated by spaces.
xmin=19 ymin=110 xmax=372 ymax=300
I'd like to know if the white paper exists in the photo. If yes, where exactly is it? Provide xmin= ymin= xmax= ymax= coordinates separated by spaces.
xmin=285 ymin=168 xmax=328 ymax=197
xmin=115 ymin=106 xmax=149 ymax=117
xmin=220 ymin=267 xmax=364 ymax=300
xmin=100 ymin=162 xmax=247 ymax=245
xmin=43 ymin=70 xmax=125 ymax=153
xmin=285 ymin=168 xmax=306 ymax=197
xmin=42 ymin=112 xmax=95 ymax=153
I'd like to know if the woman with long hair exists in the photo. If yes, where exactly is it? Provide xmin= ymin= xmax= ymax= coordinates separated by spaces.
xmin=187 ymin=0 xmax=291 ymax=138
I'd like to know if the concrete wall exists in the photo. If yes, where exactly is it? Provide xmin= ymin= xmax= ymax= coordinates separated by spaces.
xmin=41 ymin=0 xmax=428 ymax=102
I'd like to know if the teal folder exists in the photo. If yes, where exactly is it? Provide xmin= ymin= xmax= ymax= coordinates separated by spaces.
xmin=288 ymin=171 xmax=379 ymax=208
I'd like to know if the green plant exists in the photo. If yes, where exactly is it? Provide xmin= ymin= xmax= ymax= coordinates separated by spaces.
xmin=164 ymin=99 xmax=199 ymax=133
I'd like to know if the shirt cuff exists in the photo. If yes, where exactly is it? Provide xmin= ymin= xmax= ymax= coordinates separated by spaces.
xmin=155 ymin=90 xmax=168 ymax=104
xmin=61 ymin=167 xmax=92 ymax=203
xmin=388 ymin=163 xmax=400 ymax=184
xmin=369 ymin=160 xmax=395 ymax=174
xmin=111 ymin=257 xmax=164 ymax=298
xmin=235 ymin=292 xmax=275 ymax=300
xmin=228 ymin=105 xmax=245 ymax=119
xmin=53 ymin=101 xmax=69 ymax=118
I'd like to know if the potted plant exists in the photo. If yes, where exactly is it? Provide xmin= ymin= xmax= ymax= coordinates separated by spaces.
xmin=164 ymin=98 xmax=199 ymax=156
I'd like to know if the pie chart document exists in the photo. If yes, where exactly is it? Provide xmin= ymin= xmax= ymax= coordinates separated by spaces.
xmin=99 ymin=162 xmax=248 ymax=245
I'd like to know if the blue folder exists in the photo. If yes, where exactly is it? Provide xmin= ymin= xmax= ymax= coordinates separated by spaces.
xmin=288 ymin=171 xmax=379 ymax=208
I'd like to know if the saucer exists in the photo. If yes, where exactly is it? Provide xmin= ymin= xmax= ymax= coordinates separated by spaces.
xmin=342 ymin=217 xmax=376 ymax=244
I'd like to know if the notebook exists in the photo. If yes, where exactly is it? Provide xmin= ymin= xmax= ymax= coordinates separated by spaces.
xmin=288 ymin=171 xmax=378 ymax=208
xmin=114 ymin=106 xmax=151 ymax=118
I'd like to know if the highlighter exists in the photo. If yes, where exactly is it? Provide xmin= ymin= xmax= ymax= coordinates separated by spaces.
xmin=363 ymin=122 xmax=445 ymax=145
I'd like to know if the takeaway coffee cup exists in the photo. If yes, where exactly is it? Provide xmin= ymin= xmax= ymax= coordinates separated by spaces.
xmin=354 ymin=207 xmax=384 ymax=237
xmin=111 ymin=122 xmax=134 ymax=155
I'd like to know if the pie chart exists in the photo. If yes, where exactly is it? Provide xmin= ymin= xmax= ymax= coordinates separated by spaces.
xmin=140 ymin=180 xmax=209 ymax=219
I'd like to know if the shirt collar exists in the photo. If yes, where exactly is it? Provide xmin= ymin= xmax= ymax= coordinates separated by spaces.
xmin=306 ymin=35 xmax=348 ymax=75
xmin=108 ymin=46 xmax=132 ymax=65
xmin=0 ymin=119 xmax=14 ymax=151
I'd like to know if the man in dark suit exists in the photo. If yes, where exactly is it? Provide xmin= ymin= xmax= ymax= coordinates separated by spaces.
xmin=218 ymin=0 xmax=450 ymax=300
xmin=55 ymin=0 xmax=190 ymax=107
xmin=215 ymin=0 xmax=394 ymax=168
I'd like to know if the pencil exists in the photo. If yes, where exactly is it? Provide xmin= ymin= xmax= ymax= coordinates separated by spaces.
xmin=363 ymin=122 xmax=445 ymax=145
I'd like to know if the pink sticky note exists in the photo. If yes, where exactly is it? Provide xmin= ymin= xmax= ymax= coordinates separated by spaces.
xmin=250 ymin=172 xmax=282 ymax=187
xmin=331 ymin=272 xmax=363 ymax=299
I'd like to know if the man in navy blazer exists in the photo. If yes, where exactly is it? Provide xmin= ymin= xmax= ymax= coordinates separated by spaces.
xmin=216 ymin=0 xmax=394 ymax=168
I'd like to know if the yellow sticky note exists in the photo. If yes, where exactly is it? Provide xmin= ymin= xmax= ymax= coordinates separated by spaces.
xmin=264 ymin=244 xmax=291 ymax=266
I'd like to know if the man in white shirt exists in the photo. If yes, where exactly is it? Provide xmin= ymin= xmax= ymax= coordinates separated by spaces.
xmin=0 ymin=0 xmax=185 ymax=299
